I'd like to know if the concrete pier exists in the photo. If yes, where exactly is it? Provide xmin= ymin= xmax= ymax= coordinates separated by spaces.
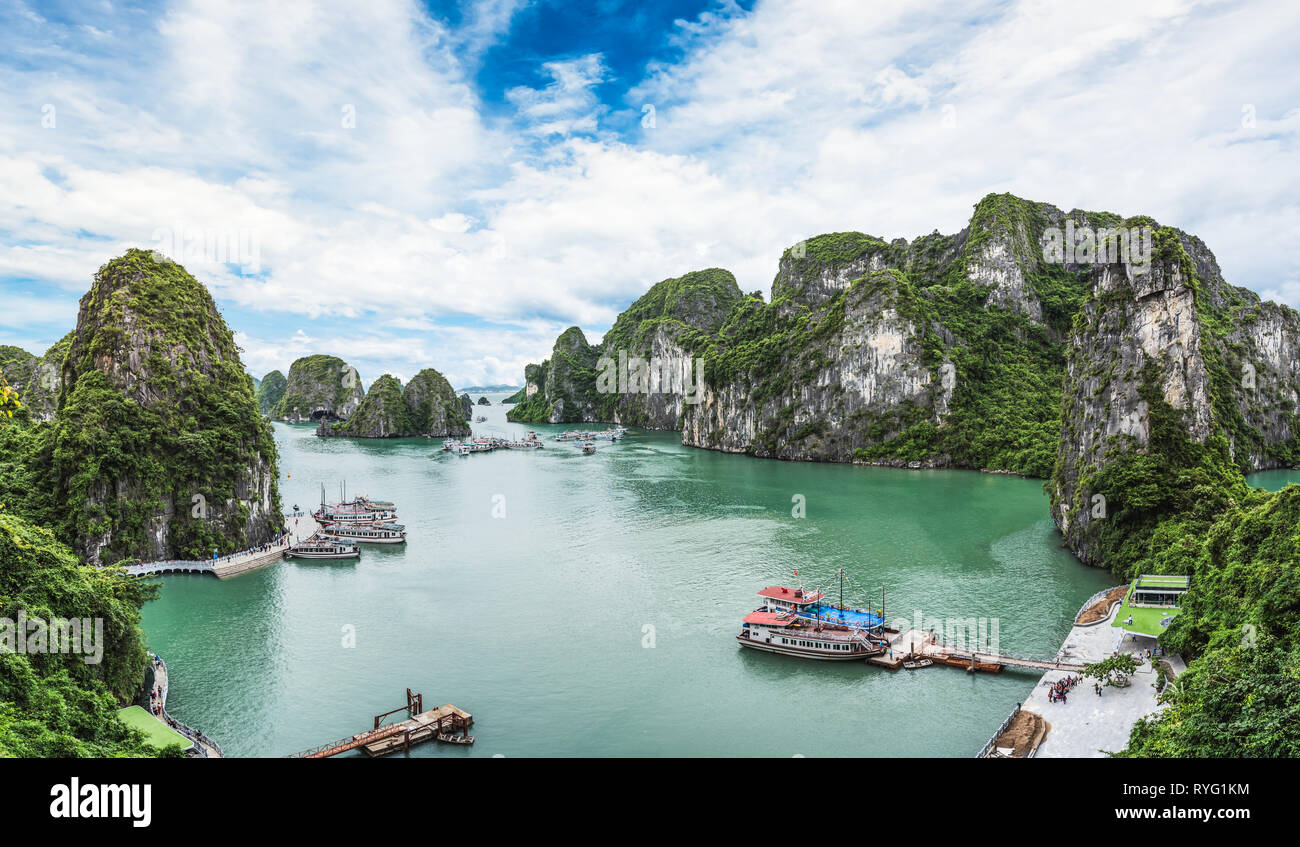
xmin=120 ymin=513 xmax=317 ymax=579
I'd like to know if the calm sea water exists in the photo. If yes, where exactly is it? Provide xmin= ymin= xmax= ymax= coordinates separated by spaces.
xmin=141 ymin=393 xmax=1115 ymax=757
xmin=1247 ymin=469 xmax=1300 ymax=491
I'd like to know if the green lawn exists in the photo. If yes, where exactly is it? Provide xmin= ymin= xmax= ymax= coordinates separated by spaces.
xmin=117 ymin=705 xmax=191 ymax=751
xmin=1113 ymin=591 xmax=1180 ymax=638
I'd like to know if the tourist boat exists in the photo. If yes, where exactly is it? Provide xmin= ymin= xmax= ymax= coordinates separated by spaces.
xmin=315 ymin=504 xmax=399 ymax=524
xmin=319 ymin=521 xmax=407 ymax=544
xmin=314 ymin=487 xmax=399 ymax=524
xmin=737 ymin=608 xmax=885 ymax=660
xmin=579 ymin=441 xmax=596 ymax=455
xmin=736 ymin=581 xmax=889 ymax=661
xmin=286 ymin=536 xmax=360 ymax=559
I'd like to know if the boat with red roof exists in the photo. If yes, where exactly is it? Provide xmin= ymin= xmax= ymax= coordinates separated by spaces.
xmin=737 ymin=581 xmax=888 ymax=661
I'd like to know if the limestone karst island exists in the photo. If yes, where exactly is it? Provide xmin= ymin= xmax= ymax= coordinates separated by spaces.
xmin=0 ymin=0 xmax=1293 ymax=828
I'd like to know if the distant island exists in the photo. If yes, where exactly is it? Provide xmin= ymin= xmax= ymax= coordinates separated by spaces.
xmin=455 ymin=384 xmax=522 ymax=394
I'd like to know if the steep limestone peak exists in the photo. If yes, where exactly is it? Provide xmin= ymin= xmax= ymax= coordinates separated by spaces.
xmin=272 ymin=354 xmax=365 ymax=421
xmin=53 ymin=249 xmax=281 ymax=564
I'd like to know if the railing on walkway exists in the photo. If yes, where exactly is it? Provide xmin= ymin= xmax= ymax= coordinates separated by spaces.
xmin=148 ymin=652 xmax=224 ymax=758
xmin=119 ymin=535 xmax=293 ymax=578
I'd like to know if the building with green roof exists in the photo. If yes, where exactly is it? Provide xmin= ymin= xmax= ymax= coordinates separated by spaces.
xmin=1112 ymin=574 xmax=1189 ymax=638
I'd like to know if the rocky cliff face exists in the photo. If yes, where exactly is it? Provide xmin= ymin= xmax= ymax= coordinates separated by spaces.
xmin=1050 ymin=228 xmax=1300 ymax=565
xmin=0 ymin=334 xmax=70 ymax=422
xmin=52 ymin=249 xmax=281 ymax=564
xmin=319 ymin=374 xmax=414 ymax=438
xmin=508 ymin=269 xmax=742 ymax=426
xmin=406 ymin=369 xmax=471 ymax=437
xmin=255 ymin=369 xmax=287 ymax=415
xmin=271 ymin=355 xmax=364 ymax=421
xmin=508 ymin=196 xmax=1093 ymax=474
xmin=683 ymin=267 xmax=941 ymax=460
xmin=319 ymin=368 xmax=470 ymax=438
xmin=504 ymin=193 xmax=1300 ymax=539
xmin=508 ymin=326 xmax=601 ymax=424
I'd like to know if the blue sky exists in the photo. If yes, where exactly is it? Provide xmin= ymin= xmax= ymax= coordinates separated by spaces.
xmin=2 ymin=0 xmax=1298 ymax=389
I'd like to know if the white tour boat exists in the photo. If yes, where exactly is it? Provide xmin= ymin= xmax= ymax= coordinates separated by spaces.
xmin=319 ymin=521 xmax=407 ymax=544
xmin=286 ymin=537 xmax=361 ymax=559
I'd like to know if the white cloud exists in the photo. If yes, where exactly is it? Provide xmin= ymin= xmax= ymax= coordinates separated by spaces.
xmin=2 ymin=0 xmax=1299 ymax=389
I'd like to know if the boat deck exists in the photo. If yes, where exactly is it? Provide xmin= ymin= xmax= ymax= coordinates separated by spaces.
xmin=798 ymin=604 xmax=885 ymax=630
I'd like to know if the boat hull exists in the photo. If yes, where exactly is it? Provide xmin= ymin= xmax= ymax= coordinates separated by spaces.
xmin=288 ymin=551 xmax=360 ymax=559
xmin=321 ymin=534 xmax=406 ymax=544
xmin=736 ymin=635 xmax=878 ymax=661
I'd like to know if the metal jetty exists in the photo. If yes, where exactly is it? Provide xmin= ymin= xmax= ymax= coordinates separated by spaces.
xmin=285 ymin=689 xmax=474 ymax=758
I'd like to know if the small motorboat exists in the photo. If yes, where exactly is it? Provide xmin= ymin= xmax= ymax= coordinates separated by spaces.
xmin=902 ymin=658 xmax=934 ymax=670
xmin=579 ymin=441 xmax=596 ymax=455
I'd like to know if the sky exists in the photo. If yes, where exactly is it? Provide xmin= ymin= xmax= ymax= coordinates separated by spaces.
xmin=1 ymin=0 xmax=1298 ymax=390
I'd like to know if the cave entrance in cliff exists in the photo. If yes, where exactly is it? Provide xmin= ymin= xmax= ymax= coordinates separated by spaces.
xmin=309 ymin=409 xmax=330 ymax=421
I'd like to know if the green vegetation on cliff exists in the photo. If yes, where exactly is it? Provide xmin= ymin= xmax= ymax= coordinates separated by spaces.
xmin=271 ymin=354 xmax=362 ymax=421
xmin=324 ymin=374 xmax=415 ymax=437
xmin=51 ymin=249 xmax=282 ymax=562
xmin=255 ymin=369 xmax=287 ymax=416
xmin=509 ymin=269 xmax=742 ymax=426
xmin=508 ymin=328 xmax=602 ymax=424
xmin=321 ymin=368 xmax=469 ymax=438
xmin=1038 ymin=227 xmax=1300 ymax=757
xmin=0 ymin=508 xmax=172 ymax=756
xmin=1122 ymin=485 xmax=1300 ymax=757
xmin=404 ymin=369 xmax=469 ymax=437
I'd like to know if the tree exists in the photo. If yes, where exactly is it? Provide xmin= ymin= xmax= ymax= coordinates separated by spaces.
xmin=1085 ymin=653 xmax=1143 ymax=689
xmin=0 ymin=368 xmax=19 ymax=418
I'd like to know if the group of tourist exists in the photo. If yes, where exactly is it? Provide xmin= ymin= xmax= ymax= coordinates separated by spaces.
xmin=208 ymin=531 xmax=293 ymax=561
xmin=1047 ymin=674 xmax=1080 ymax=703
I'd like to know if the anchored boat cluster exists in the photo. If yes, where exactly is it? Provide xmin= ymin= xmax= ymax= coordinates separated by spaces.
xmin=442 ymin=425 xmax=628 ymax=456
xmin=287 ymin=492 xmax=407 ymax=559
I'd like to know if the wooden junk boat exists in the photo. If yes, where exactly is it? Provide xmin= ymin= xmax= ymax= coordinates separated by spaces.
xmin=736 ymin=579 xmax=888 ymax=661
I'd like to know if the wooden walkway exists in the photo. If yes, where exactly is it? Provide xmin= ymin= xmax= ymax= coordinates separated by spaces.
xmin=876 ymin=629 xmax=1084 ymax=673
xmin=285 ymin=692 xmax=473 ymax=758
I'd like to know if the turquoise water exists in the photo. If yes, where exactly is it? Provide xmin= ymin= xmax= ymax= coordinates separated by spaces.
xmin=140 ymin=395 xmax=1114 ymax=757
xmin=1247 ymin=469 xmax=1300 ymax=491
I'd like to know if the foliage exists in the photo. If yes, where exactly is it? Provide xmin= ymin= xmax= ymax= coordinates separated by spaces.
xmin=254 ymin=369 xmax=287 ymax=416
xmin=1123 ymin=639 xmax=1300 ymax=757
xmin=271 ymin=354 xmax=360 ymax=420
xmin=0 ymin=511 xmax=164 ymax=757
xmin=50 ymin=250 xmax=282 ymax=561
xmin=1084 ymin=653 xmax=1141 ymax=688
